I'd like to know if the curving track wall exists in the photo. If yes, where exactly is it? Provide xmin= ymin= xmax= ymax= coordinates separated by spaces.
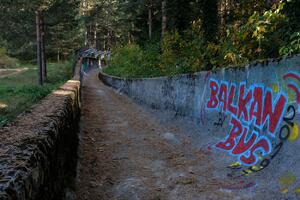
xmin=99 ymin=55 xmax=300 ymax=198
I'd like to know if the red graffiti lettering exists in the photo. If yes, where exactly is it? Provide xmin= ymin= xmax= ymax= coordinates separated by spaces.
xmin=207 ymin=79 xmax=287 ymax=166
xmin=207 ymin=80 xmax=287 ymax=133
xmin=237 ymin=84 xmax=252 ymax=122
xmin=262 ymin=91 xmax=287 ymax=135
xmin=228 ymin=84 xmax=237 ymax=115
xmin=207 ymin=80 xmax=219 ymax=108
xmin=239 ymin=138 xmax=271 ymax=165
xmin=216 ymin=117 xmax=243 ymax=150
xmin=232 ymin=128 xmax=257 ymax=155
xmin=219 ymin=83 xmax=228 ymax=112
xmin=249 ymin=87 xmax=263 ymax=126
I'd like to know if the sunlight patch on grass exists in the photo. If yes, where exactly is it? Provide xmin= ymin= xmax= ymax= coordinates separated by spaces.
xmin=0 ymin=102 xmax=7 ymax=109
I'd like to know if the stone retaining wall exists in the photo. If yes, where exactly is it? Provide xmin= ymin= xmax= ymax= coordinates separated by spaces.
xmin=0 ymin=60 xmax=82 ymax=200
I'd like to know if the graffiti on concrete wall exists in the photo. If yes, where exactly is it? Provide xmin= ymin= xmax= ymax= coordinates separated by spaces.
xmin=200 ymin=72 xmax=212 ymax=125
xmin=213 ymin=111 xmax=227 ymax=127
xmin=206 ymin=71 xmax=300 ymax=172
xmin=284 ymin=72 xmax=300 ymax=104
xmin=206 ymin=78 xmax=288 ymax=166
xmin=226 ymin=104 xmax=297 ymax=177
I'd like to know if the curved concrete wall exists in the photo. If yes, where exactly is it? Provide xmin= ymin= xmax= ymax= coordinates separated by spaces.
xmin=99 ymin=55 xmax=300 ymax=123
xmin=0 ymin=60 xmax=82 ymax=200
xmin=100 ymin=55 xmax=300 ymax=198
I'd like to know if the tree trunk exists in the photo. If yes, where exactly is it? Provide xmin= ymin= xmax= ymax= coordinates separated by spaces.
xmin=57 ymin=50 xmax=60 ymax=62
xmin=203 ymin=0 xmax=218 ymax=42
xmin=85 ymin=29 xmax=88 ymax=46
xmin=219 ymin=0 xmax=232 ymax=36
xmin=89 ymin=25 xmax=92 ymax=47
xmin=219 ymin=0 xmax=225 ymax=33
xmin=107 ymin=31 xmax=110 ymax=50
xmin=96 ymin=31 xmax=101 ymax=50
xmin=128 ymin=22 xmax=135 ymax=44
xmin=128 ymin=31 xmax=131 ymax=44
xmin=94 ymin=23 xmax=97 ymax=48
xmin=161 ymin=0 xmax=167 ymax=40
xmin=148 ymin=2 xmax=152 ymax=40
xmin=40 ymin=12 xmax=47 ymax=79
xmin=36 ymin=10 xmax=43 ymax=85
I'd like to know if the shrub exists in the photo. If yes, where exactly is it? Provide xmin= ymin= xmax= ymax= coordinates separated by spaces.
xmin=104 ymin=1 xmax=297 ymax=78
xmin=104 ymin=43 xmax=161 ymax=78
xmin=221 ymin=2 xmax=288 ymax=64
xmin=0 ymin=48 xmax=18 ymax=68
xmin=280 ymin=32 xmax=300 ymax=56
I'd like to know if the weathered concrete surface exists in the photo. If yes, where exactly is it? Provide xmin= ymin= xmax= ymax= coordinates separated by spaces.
xmin=99 ymin=55 xmax=300 ymax=123
xmin=97 ymin=55 xmax=300 ymax=199
xmin=0 ymin=61 xmax=82 ymax=199
xmin=77 ymin=69 xmax=244 ymax=200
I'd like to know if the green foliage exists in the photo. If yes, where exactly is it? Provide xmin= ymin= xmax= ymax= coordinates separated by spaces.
xmin=161 ymin=30 xmax=208 ymax=73
xmin=217 ymin=2 xmax=287 ymax=66
xmin=104 ymin=31 xmax=209 ymax=78
xmin=0 ymin=48 xmax=18 ymax=68
xmin=193 ymin=1 xmax=290 ymax=68
xmin=280 ymin=32 xmax=300 ymax=56
xmin=0 ymin=62 xmax=72 ymax=126
xmin=160 ymin=31 xmax=183 ymax=74
xmin=46 ymin=0 xmax=83 ymax=60
xmin=104 ymin=44 xmax=143 ymax=77
xmin=0 ymin=0 xmax=299 ymax=78
xmin=104 ymin=1 xmax=299 ymax=78
xmin=103 ymin=43 xmax=161 ymax=78
xmin=283 ymin=0 xmax=300 ymax=32
xmin=162 ymin=7 xmax=291 ymax=71
xmin=0 ymin=84 xmax=56 ymax=125
xmin=0 ymin=0 xmax=83 ymax=61
xmin=104 ymin=33 xmax=207 ymax=78
xmin=179 ymin=29 xmax=207 ymax=72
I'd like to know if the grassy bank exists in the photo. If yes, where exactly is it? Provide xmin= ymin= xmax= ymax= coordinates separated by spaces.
xmin=0 ymin=62 xmax=73 ymax=126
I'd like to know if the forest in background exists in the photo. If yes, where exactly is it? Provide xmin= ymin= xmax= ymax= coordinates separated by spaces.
xmin=0 ymin=0 xmax=299 ymax=77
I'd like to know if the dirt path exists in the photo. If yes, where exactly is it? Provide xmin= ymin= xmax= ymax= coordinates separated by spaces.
xmin=75 ymin=69 xmax=251 ymax=200
xmin=0 ymin=68 xmax=30 ymax=78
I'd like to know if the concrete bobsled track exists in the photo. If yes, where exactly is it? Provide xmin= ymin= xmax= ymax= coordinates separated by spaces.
xmin=99 ymin=54 xmax=300 ymax=199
